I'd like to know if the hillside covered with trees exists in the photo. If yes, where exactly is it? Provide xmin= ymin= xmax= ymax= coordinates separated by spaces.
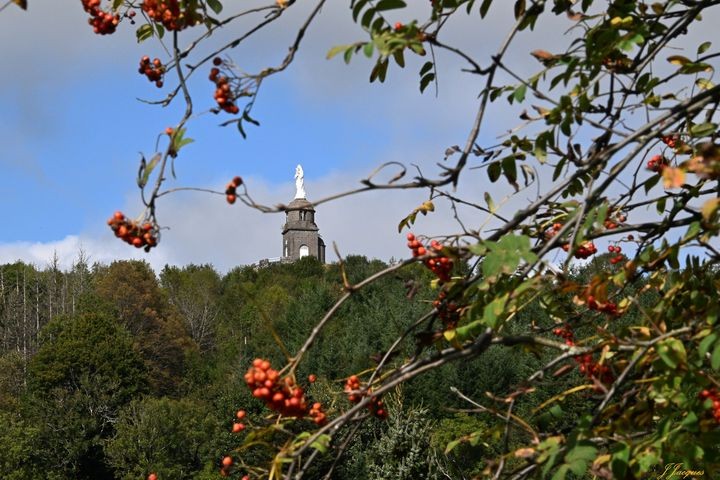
xmin=0 ymin=253 xmax=692 ymax=479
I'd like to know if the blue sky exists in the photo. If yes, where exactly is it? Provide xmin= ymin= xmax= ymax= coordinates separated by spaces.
xmin=1 ymin=1 xmax=715 ymax=272
xmin=0 ymin=0 xmax=501 ymax=271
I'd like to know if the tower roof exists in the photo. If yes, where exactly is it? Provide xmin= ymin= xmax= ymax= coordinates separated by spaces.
xmin=286 ymin=198 xmax=315 ymax=211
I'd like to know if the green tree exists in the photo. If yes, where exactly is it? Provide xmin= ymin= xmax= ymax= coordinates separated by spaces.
xmin=94 ymin=260 xmax=197 ymax=395
xmin=26 ymin=313 xmax=148 ymax=479
xmin=106 ymin=397 xmax=225 ymax=480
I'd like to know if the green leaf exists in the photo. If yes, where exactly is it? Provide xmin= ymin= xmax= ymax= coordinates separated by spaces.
xmin=419 ymin=61 xmax=433 ymax=76
xmin=512 ymin=84 xmax=527 ymax=103
xmin=419 ymin=73 xmax=435 ymax=93
xmin=502 ymin=155 xmax=518 ymax=189
xmin=484 ymin=192 xmax=496 ymax=213
xmin=488 ymin=161 xmax=501 ymax=182
xmin=375 ymin=0 xmax=406 ymax=11
xmin=680 ymin=62 xmax=713 ymax=74
xmin=136 ymin=23 xmax=154 ymax=43
xmin=699 ymin=333 xmax=717 ymax=357
xmin=551 ymin=464 xmax=569 ymax=480
xmin=712 ymin=343 xmax=720 ymax=370
xmin=689 ymin=122 xmax=717 ymax=137
xmin=363 ymin=41 xmax=374 ymax=58
xmin=657 ymin=338 xmax=686 ymax=369
xmin=698 ymin=41 xmax=712 ymax=54
xmin=392 ymin=48 xmax=405 ymax=68
xmin=310 ymin=434 xmax=331 ymax=454
xmin=137 ymin=153 xmax=161 ymax=189
xmin=656 ymin=197 xmax=666 ymax=215
xmin=480 ymin=0 xmax=493 ymax=17
xmin=610 ymin=442 xmax=630 ymax=479
xmin=206 ymin=0 xmax=223 ymax=14
xmin=644 ymin=174 xmax=660 ymax=194
xmin=352 ymin=0 xmax=369 ymax=22
xmin=112 ymin=0 xmax=124 ymax=9
xmin=681 ymin=411 xmax=699 ymax=431
xmin=445 ymin=438 xmax=462 ymax=454
xmin=360 ymin=7 xmax=376 ymax=28
xmin=326 ymin=45 xmax=349 ymax=60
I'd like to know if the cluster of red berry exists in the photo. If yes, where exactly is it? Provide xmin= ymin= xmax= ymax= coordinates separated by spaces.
xmin=225 ymin=176 xmax=243 ymax=204
xmin=107 ymin=212 xmax=158 ymax=251
xmin=140 ymin=0 xmax=201 ymax=31
xmin=406 ymin=233 xmax=453 ymax=282
xmin=586 ymin=295 xmax=618 ymax=315
xmin=546 ymin=223 xmax=597 ymax=259
xmin=552 ymin=326 xmax=575 ymax=346
xmin=607 ymin=245 xmax=624 ymax=264
xmin=138 ymin=56 xmax=165 ymax=88
xmin=601 ymin=51 xmax=632 ymax=73
xmin=344 ymin=375 xmax=387 ymax=419
xmin=647 ymin=154 xmax=669 ymax=173
xmin=219 ymin=456 xmax=248 ymax=479
xmin=232 ymin=409 xmax=246 ymax=433
xmin=561 ymin=240 xmax=597 ymax=259
xmin=220 ymin=412 xmax=251 ymax=478
xmin=432 ymin=290 xmax=461 ymax=329
xmin=603 ymin=212 xmax=626 ymax=230
xmin=245 ymin=359 xmax=308 ymax=417
xmin=661 ymin=135 xmax=679 ymax=149
xmin=308 ymin=402 xmax=327 ymax=425
xmin=552 ymin=326 xmax=613 ymax=383
xmin=699 ymin=388 xmax=720 ymax=423
xmin=576 ymin=352 xmax=613 ymax=384
xmin=209 ymin=59 xmax=241 ymax=115
xmin=81 ymin=0 xmax=120 ymax=35
xmin=545 ymin=222 xmax=563 ymax=239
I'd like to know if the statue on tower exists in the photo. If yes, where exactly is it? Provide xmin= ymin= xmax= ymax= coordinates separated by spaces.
xmin=294 ymin=164 xmax=306 ymax=199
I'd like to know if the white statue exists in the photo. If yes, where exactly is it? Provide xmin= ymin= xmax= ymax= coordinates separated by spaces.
xmin=294 ymin=164 xmax=306 ymax=199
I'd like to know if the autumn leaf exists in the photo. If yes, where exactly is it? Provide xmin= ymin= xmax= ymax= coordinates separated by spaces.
xmin=12 ymin=0 xmax=27 ymax=9
xmin=662 ymin=166 xmax=685 ymax=189
xmin=701 ymin=198 xmax=720 ymax=222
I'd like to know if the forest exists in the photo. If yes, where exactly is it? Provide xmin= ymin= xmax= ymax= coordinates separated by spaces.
xmin=0 ymin=252 xmax=697 ymax=479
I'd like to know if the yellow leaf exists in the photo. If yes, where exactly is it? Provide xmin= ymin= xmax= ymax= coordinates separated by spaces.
xmin=701 ymin=198 xmax=720 ymax=222
xmin=514 ymin=448 xmax=536 ymax=459
xmin=532 ymin=384 xmax=596 ymax=414
xmin=593 ymin=454 xmax=611 ymax=467
xmin=667 ymin=55 xmax=691 ymax=66
xmin=662 ymin=166 xmax=685 ymax=189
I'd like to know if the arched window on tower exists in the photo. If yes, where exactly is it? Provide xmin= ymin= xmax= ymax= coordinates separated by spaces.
xmin=299 ymin=245 xmax=309 ymax=258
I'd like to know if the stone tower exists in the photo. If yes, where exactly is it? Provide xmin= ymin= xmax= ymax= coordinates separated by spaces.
xmin=281 ymin=165 xmax=326 ymax=263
